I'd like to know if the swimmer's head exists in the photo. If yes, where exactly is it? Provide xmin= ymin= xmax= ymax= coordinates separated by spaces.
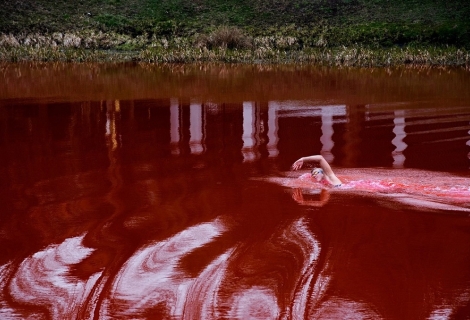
xmin=311 ymin=168 xmax=324 ymax=182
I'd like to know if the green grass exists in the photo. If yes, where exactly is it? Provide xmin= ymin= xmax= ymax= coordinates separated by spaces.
xmin=2 ymin=0 xmax=469 ymax=35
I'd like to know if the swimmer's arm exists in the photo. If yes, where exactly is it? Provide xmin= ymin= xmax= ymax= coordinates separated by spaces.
xmin=292 ymin=155 xmax=333 ymax=174
xmin=292 ymin=155 xmax=342 ymax=184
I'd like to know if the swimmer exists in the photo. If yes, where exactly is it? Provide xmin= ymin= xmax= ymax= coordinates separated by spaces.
xmin=292 ymin=155 xmax=342 ymax=187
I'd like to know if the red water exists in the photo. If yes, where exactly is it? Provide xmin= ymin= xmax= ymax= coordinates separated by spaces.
xmin=1 ymin=63 xmax=470 ymax=319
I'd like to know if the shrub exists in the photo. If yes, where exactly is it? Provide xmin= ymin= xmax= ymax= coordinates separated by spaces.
xmin=200 ymin=26 xmax=252 ymax=50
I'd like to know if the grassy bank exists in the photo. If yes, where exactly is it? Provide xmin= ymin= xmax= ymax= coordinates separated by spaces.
xmin=1 ymin=0 xmax=469 ymax=66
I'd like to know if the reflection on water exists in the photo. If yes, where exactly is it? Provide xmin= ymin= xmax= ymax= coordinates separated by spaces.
xmin=0 ymin=64 xmax=470 ymax=319
xmin=170 ymin=99 xmax=181 ymax=155
xmin=392 ymin=110 xmax=407 ymax=168
xmin=189 ymin=102 xmax=204 ymax=155
xmin=8 ymin=236 xmax=101 ymax=319
xmin=106 ymin=218 xmax=228 ymax=318
xmin=242 ymin=102 xmax=258 ymax=162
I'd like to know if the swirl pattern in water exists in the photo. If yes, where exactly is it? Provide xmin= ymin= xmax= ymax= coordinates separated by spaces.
xmin=0 ymin=63 xmax=470 ymax=319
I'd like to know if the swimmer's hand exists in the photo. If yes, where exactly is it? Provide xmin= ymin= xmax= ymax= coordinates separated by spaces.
xmin=292 ymin=158 xmax=304 ymax=170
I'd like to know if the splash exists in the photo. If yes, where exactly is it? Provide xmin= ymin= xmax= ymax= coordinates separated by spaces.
xmin=262 ymin=168 xmax=470 ymax=212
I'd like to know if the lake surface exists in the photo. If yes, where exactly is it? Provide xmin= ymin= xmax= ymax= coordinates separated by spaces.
xmin=0 ymin=62 xmax=470 ymax=319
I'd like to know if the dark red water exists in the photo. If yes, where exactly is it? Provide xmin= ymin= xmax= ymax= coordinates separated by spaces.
xmin=0 ymin=62 xmax=470 ymax=319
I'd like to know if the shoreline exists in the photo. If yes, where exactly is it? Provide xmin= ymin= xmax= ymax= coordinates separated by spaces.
xmin=1 ymin=32 xmax=469 ymax=67
xmin=1 ymin=45 xmax=469 ymax=68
